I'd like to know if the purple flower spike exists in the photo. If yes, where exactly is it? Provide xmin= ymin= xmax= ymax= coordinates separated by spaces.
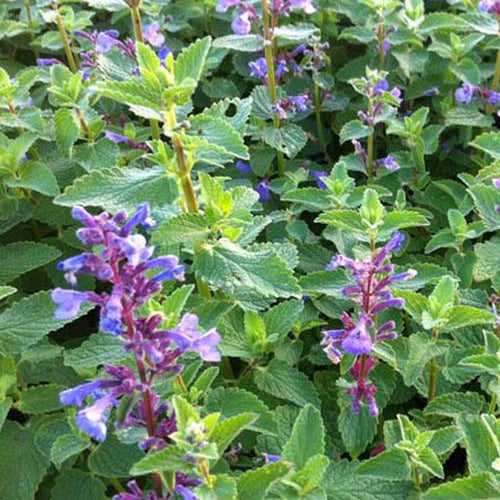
xmin=143 ymin=22 xmax=165 ymax=47
xmin=59 ymin=380 xmax=111 ymax=407
xmin=493 ymin=178 xmax=500 ymax=189
xmin=95 ymin=32 xmax=121 ymax=54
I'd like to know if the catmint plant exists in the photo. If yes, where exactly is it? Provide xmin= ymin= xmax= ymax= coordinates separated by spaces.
xmin=53 ymin=203 xmax=221 ymax=499
xmin=322 ymin=231 xmax=416 ymax=416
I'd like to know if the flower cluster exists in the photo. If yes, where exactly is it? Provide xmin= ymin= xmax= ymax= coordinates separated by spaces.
xmin=272 ymin=94 xmax=311 ymax=119
xmin=455 ymin=83 xmax=500 ymax=107
xmin=478 ymin=0 xmax=500 ymax=14
xmin=216 ymin=0 xmax=259 ymax=35
xmin=352 ymin=140 xmax=400 ymax=173
xmin=357 ymin=77 xmax=402 ymax=126
xmin=53 ymin=204 xmax=221 ymax=498
xmin=216 ymin=0 xmax=315 ymax=35
xmin=321 ymin=231 xmax=416 ymax=415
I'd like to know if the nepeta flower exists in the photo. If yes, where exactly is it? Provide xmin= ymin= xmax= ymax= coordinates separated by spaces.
xmin=309 ymin=169 xmax=328 ymax=189
xmin=236 ymin=160 xmax=252 ymax=174
xmin=104 ymin=131 xmax=149 ymax=151
xmin=455 ymin=83 xmax=476 ymax=104
xmin=478 ymin=0 xmax=500 ymax=14
xmin=376 ymin=155 xmax=400 ymax=172
xmin=256 ymin=178 xmax=270 ymax=202
xmin=272 ymin=94 xmax=311 ymax=119
xmin=143 ymin=22 xmax=165 ymax=47
xmin=55 ymin=202 xmax=221 ymax=500
xmin=168 ymin=314 xmax=222 ymax=362
xmin=322 ymin=231 xmax=416 ymax=416
xmin=216 ymin=0 xmax=258 ymax=35
xmin=232 ymin=10 xmax=252 ymax=35
xmin=36 ymin=58 xmax=62 ymax=67
xmin=493 ymin=178 xmax=500 ymax=189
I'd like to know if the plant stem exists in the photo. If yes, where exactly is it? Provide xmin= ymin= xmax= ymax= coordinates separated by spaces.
xmin=76 ymin=108 xmax=91 ymax=140
xmin=367 ymin=100 xmax=375 ymax=182
xmin=427 ymin=329 xmax=439 ymax=402
xmin=261 ymin=0 xmax=285 ymax=177
xmin=150 ymin=119 xmax=161 ymax=140
xmin=109 ymin=478 xmax=125 ymax=493
xmin=314 ymin=81 xmax=330 ymax=162
xmin=173 ymin=137 xmax=199 ymax=214
xmin=54 ymin=3 xmax=78 ymax=72
xmin=130 ymin=1 xmax=144 ymax=43
xmin=172 ymin=138 xmax=212 ymax=300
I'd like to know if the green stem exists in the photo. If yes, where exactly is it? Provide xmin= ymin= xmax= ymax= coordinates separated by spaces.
xmin=109 ymin=478 xmax=125 ymax=493
xmin=175 ymin=373 xmax=188 ymax=394
xmin=412 ymin=464 xmax=421 ymax=488
xmin=314 ymin=82 xmax=330 ymax=161
xmin=489 ymin=394 xmax=498 ymax=414
xmin=367 ymin=132 xmax=374 ymax=182
xmin=173 ymin=138 xmax=212 ymax=300
xmin=173 ymin=137 xmax=199 ymax=214
xmin=427 ymin=329 xmax=439 ymax=402
xmin=54 ymin=4 xmax=77 ymax=72
xmin=130 ymin=2 xmax=144 ymax=43
xmin=261 ymin=0 xmax=285 ymax=177
xmin=367 ymin=100 xmax=375 ymax=182
xmin=150 ymin=119 xmax=161 ymax=140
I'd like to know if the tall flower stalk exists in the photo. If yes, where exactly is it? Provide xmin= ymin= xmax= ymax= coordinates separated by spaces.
xmin=322 ymin=231 xmax=416 ymax=416
xmin=261 ymin=0 xmax=286 ymax=176
xmin=53 ymin=203 xmax=221 ymax=499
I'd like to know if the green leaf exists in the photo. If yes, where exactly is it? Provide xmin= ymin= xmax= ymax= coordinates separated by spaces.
xmin=0 ymin=241 xmax=61 ymax=285
xmin=424 ymin=392 xmax=484 ymax=418
xmin=175 ymin=37 xmax=211 ymax=84
xmin=0 ymin=421 xmax=50 ymax=500
xmin=74 ymin=139 xmax=119 ymax=172
xmin=315 ymin=210 xmax=365 ymax=232
xmin=188 ymin=115 xmax=249 ymax=159
xmin=18 ymin=383 xmax=65 ymax=414
xmin=460 ymin=354 xmax=500 ymax=376
xmin=212 ymin=34 xmax=263 ymax=52
xmin=468 ymin=184 xmax=500 ymax=231
xmin=473 ymin=238 xmax=500 ymax=282
xmin=338 ymin=404 xmax=377 ymax=459
xmin=88 ymin=434 xmax=144 ymax=478
xmin=152 ymin=213 xmax=210 ymax=246
xmin=211 ymin=412 xmax=258 ymax=454
xmin=324 ymin=461 xmax=418 ymax=500
xmin=456 ymin=414 xmax=500 ymax=474
xmin=414 ymin=447 xmax=444 ymax=478
xmin=444 ymin=107 xmax=492 ymax=127
xmin=6 ymin=161 xmax=59 ymax=196
xmin=261 ymin=124 xmax=307 ymax=159
xmin=357 ymin=449 xmax=411 ymax=481
xmin=339 ymin=120 xmax=372 ymax=144
xmin=0 ymin=291 xmax=93 ymax=356
xmin=195 ymin=239 xmax=300 ymax=300
xmin=237 ymin=461 xmax=291 ymax=500
xmin=205 ymin=387 xmax=276 ymax=435
xmin=0 ymin=286 xmax=16 ymax=300
xmin=54 ymin=108 xmax=80 ymax=156
xmin=282 ymin=404 xmax=325 ymax=469
xmin=63 ymin=333 xmax=127 ymax=371
xmin=264 ymin=299 xmax=303 ymax=341
xmin=55 ymin=166 xmax=178 ymax=213
xmin=443 ymin=305 xmax=495 ymax=332
xmin=194 ymin=475 xmax=237 ymax=500
xmin=422 ymin=473 xmax=500 ymax=499
xmin=254 ymin=359 xmax=321 ymax=408
xmin=130 ymin=446 xmax=190 ymax=476
xmin=298 ymin=270 xmax=353 ymax=296
xmin=470 ymin=131 xmax=500 ymax=159
xmin=51 ymin=433 xmax=91 ymax=469
xmin=50 ymin=469 xmax=106 ymax=500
